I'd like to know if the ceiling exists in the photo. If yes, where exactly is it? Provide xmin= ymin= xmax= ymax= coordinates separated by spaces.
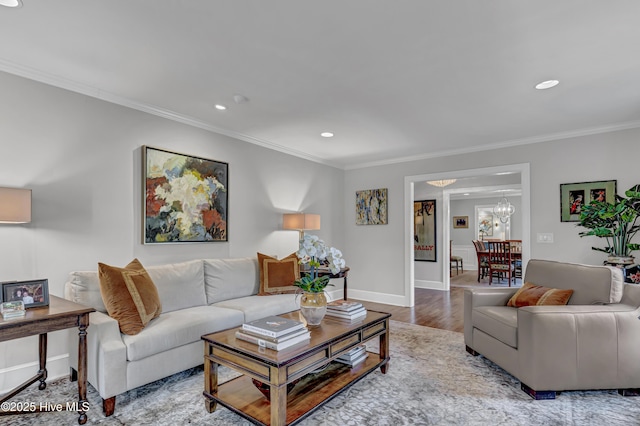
xmin=1 ymin=1 xmax=639 ymax=170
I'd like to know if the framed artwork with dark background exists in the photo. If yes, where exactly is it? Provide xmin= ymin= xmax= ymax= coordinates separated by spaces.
xmin=453 ymin=216 xmax=469 ymax=229
xmin=560 ymin=180 xmax=616 ymax=222
xmin=143 ymin=146 xmax=228 ymax=243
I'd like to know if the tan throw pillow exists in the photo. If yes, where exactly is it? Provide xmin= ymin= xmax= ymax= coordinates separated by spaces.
xmin=257 ymin=252 xmax=300 ymax=295
xmin=507 ymin=282 xmax=574 ymax=308
xmin=98 ymin=259 xmax=162 ymax=335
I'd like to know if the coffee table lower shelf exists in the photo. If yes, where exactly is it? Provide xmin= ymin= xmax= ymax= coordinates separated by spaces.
xmin=204 ymin=354 xmax=385 ymax=426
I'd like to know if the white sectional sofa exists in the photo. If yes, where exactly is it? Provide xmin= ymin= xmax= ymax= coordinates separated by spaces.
xmin=64 ymin=257 xmax=299 ymax=416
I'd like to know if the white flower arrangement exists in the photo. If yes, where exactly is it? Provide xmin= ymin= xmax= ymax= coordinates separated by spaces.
xmin=294 ymin=234 xmax=346 ymax=292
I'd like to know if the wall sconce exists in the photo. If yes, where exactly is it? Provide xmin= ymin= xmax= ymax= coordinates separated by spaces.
xmin=0 ymin=187 xmax=32 ymax=224
xmin=282 ymin=213 xmax=320 ymax=249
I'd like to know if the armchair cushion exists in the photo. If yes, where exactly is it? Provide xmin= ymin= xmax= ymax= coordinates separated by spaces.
xmin=507 ymin=282 xmax=573 ymax=307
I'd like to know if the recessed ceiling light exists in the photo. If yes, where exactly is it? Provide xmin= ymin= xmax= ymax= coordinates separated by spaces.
xmin=320 ymin=132 xmax=334 ymax=138
xmin=463 ymin=193 xmax=470 ymax=196
xmin=535 ymin=80 xmax=559 ymax=90
xmin=214 ymin=104 xmax=227 ymax=111
xmin=0 ymin=0 xmax=22 ymax=7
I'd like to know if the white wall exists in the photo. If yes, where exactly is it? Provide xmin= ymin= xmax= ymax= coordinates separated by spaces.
xmin=0 ymin=71 xmax=345 ymax=391
xmin=344 ymin=128 xmax=640 ymax=304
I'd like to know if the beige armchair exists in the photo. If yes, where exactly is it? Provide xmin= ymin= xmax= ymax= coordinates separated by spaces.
xmin=464 ymin=259 xmax=640 ymax=399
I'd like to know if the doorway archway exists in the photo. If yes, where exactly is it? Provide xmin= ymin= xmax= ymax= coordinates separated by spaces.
xmin=403 ymin=163 xmax=530 ymax=307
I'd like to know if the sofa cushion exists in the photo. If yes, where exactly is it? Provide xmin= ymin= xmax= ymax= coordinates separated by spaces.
xmin=122 ymin=305 xmax=244 ymax=361
xmin=65 ymin=270 xmax=107 ymax=313
xmin=472 ymin=306 xmax=518 ymax=348
xmin=98 ymin=259 xmax=162 ymax=335
xmin=203 ymin=257 xmax=259 ymax=304
xmin=507 ymin=282 xmax=574 ymax=307
xmin=257 ymin=252 xmax=300 ymax=295
xmin=213 ymin=294 xmax=299 ymax=322
xmin=146 ymin=260 xmax=206 ymax=313
xmin=524 ymin=259 xmax=623 ymax=304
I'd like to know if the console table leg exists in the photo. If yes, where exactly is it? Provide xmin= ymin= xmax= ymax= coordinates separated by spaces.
xmin=343 ymin=275 xmax=348 ymax=300
xmin=77 ymin=313 xmax=89 ymax=424
xmin=38 ymin=333 xmax=48 ymax=390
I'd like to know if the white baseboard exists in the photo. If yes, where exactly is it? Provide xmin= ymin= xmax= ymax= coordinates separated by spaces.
xmin=0 ymin=354 xmax=70 ymax=394
xmin=415 ymin=279 xmax=447 ymax=291
xmin=346 ymin=288 xmax=407 ymax=307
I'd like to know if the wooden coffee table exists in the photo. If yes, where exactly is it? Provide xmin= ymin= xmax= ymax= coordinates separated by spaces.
xmin=202 ymin=310 xmax=390 ymax=426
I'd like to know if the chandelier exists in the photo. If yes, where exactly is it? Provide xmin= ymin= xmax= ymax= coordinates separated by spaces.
xmin=494 ymin=193 xmax=515 ymax=223
xmin=426 ymin=179 xmax=457 ymax=188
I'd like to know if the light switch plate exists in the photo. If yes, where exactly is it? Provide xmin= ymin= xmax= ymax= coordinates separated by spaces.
xmin=537 ymin=233 xmax=554 ymax=243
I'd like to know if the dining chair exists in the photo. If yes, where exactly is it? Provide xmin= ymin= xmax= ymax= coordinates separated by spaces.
xmin=472 ymin=240 xmax=489 ymax=282
xmin=507 ymin=240 xmax=523 ymax=280
xmin=487 ymin=241 xmax=514 ymax=286
xmin=450 ymin=240 xmax=463 ymax=276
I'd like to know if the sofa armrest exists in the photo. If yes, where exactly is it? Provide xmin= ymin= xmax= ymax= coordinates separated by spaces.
xmin=517 ymin=304 xmax=640 ymax=390
xmin=68 ymin=311 xmax=128 ymax=399
xmin=464 ymin=288 xmax=518 ymax=347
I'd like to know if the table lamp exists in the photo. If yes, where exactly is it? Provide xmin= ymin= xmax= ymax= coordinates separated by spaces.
xmin=282 ymin=213 xmax=320 ymax=249
xmin=0 ymin=187 xmax=31 ymax=224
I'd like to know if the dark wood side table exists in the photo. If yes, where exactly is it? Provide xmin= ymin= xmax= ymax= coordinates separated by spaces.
xmin=304 ymin=267 xmax=350 ymax=300
xmin=0 ymin=295 xmax=95 ymax=424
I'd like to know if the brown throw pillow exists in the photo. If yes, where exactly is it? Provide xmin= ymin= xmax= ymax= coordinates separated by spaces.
xmin=257 ymin=252 xmax=300 ymax=295
xmin=98 ymin=259 xmax=162 ymax=335
xmin=507 ymin=282 xmax=574 ymax=308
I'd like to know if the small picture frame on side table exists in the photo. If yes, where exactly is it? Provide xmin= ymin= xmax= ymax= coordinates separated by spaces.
xmin=0 ymin=279 xmax=50 ymax=308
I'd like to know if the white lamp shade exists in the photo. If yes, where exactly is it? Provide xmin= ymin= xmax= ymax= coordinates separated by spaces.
xmin=0 ymin=187 xmax=32 ymax=223
xmin=282 ymin=213 xmax=320 ymax=230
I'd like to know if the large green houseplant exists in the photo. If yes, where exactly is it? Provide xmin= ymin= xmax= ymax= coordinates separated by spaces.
xmin=578 ymin=184 xmax=640 ymax=264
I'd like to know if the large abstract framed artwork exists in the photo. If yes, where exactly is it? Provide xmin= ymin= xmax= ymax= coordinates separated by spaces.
xmin=356 ymin=188 xmax=388 ymax=225
xmin=143 ymin=146 xmax=228 ymax=243
xmin=560 ymin=180 xmax=616 ymax=222
xmin=414 ymin=199 xmax=436 ymax=262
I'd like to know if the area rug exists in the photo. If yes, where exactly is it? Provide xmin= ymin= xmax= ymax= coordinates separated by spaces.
xmin=5 ymin=321 xmax=640 ymax=425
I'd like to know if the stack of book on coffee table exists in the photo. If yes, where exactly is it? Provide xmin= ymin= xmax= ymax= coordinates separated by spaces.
xmin=335 ymin=345 xmax=368 ymax=367
xmin=235 ymin=315 xmax=310 ymax=351
xmin=325 ymin=300 xmax=367 ymax=320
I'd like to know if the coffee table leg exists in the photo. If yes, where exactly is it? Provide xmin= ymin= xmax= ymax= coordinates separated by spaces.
xmin=380 ymin=321 xmax=390 ymax=374
xmin=270 ymin=383 xmax=287 ymax=426
xmin=204 ymin=355 xmax=218 ymax=413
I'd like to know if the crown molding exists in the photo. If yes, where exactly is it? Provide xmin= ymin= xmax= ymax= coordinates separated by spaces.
xmin=345 ymin=120 xmax=640 ymax=170
xmin=2 ymin=58 xmax=639 ymax=173
xmin=0 ymin=59 xmax=340 ymax=169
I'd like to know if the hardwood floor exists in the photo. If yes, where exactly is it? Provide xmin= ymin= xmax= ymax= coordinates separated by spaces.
xmin=355 ymin=269 xmax=519 ymax=333
xmin=358 ymin=287 xmax=466 ymax=332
